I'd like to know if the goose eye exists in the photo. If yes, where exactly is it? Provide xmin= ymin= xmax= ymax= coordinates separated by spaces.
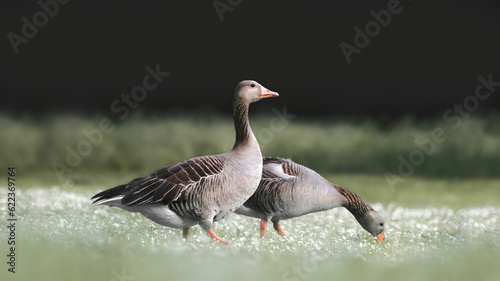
xmin=380 ymin=223 xmax=384 ymax=227
xmin=250 ymin=84 xmax=255 ymax=88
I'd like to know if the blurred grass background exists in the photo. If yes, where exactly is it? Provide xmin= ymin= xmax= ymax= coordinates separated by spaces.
xmin=1 ymin=110 xmax=500 ymax=184
xmin=1 ymin=110 xmax=500 ymax=281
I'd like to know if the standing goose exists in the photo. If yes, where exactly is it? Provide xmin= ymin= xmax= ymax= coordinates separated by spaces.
xmin=235 ymin=157 xmax=385 ymax=242
xmin=91 ymin=80 xmax=279 ymax=244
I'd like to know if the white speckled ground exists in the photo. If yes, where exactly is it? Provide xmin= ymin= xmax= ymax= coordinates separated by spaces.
xmin=1 ymin=187 xmax=499 ymax=281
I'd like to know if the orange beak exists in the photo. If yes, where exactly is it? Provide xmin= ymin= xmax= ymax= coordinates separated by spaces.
xmin=260 ymin=87 xmax=279 ymax=98
xmin=377 ymin=231 xmax=385 ymax=243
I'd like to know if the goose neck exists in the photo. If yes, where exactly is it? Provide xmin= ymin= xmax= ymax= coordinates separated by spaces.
xmin=232 ymin=100 xmax=255 ymax=150
xmin=334 ymin=185 xmax=370 ymax=218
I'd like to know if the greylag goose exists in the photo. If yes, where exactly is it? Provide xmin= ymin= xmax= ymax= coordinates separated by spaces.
xmin=91 ymin=80 xmax=279 ymax=244
xmin=235 ymin=157 xmax=385 ymax=242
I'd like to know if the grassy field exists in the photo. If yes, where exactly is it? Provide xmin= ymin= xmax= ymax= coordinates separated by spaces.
xmin=1 ymin=112 xmax=500 ymax=281
xmin=1 ymin=110 xmax=500 ymax=180
xmin=1 ymin=178 xmax=499 ymax=281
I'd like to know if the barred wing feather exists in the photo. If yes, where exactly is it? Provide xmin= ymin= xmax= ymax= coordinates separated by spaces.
xmin=121 ymin=155 xmax=225 ymax=206
xmin=242 ymin=157 xmax=302 ymax=214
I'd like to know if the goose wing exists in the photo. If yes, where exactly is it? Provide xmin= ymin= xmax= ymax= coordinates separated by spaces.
xmin=262 ymin=157 xmax=302 ymax=179
xmin=97 ymin=155 xmax=226 ymax=207
xmin=241 ymin=157 xmax=301 ymax=214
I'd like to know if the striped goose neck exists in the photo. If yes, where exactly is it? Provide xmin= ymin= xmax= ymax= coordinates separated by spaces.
xmin=334 ymin=185 xmax=370 ymax=217
xmin=232 ymin=100 xmax=253 ymax=149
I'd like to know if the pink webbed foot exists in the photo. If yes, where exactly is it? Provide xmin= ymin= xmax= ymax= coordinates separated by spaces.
xmin=273 ymin=222 xmax=287 ymax=236
xmin=207 ymin=229 xmax=229 ymax=244
xmin=260 ymin=220 xmax=268 ymax=237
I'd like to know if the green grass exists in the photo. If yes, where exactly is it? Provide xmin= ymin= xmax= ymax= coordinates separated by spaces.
xmin=1 ymin=111 xmax=500 ymax=280
xmin=1 ymin=178 xmax=499 ymax=281
xmin=326 ymin=174 xmax=500 ymax=208
xmin=1 ymin=111 xmax=500 ymax=183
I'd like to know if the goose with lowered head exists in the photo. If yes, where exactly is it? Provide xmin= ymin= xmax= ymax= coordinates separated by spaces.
xmin=235 ymin=157 xmax=385 ymax=242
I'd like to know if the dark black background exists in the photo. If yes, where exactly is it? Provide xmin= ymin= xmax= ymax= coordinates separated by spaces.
xmin=1 ymin=0 xmax=500 ymax=116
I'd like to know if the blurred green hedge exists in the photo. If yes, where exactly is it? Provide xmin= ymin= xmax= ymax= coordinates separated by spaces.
xmin=1 ymin=110 xmax=500 ymax=183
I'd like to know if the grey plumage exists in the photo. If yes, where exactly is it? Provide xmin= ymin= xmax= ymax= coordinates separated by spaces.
xmin=91 ymin=80 xmax=279 ymax=244
xmin=235 ymin=157 xmax=385 ymax=242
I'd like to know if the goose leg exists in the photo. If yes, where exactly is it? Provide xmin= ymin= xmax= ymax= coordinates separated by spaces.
xmin=200 ymin=219 xmax=229 ymax=244
xmin=182 ymin=227 xmax=191 ymax=241
xmin=260 ymin=220 xmax=268 ymax=237
xmin=207 ymin=229 xmax=229 ymax=244
xmin=273 ymin=221 xmax=287 ymax=236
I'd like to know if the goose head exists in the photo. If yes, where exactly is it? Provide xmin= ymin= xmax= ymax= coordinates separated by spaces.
xmin=354 ymin=209 xmax=385 ymax=242
xmin=234 ymin=80 xmax=279 ymax=104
